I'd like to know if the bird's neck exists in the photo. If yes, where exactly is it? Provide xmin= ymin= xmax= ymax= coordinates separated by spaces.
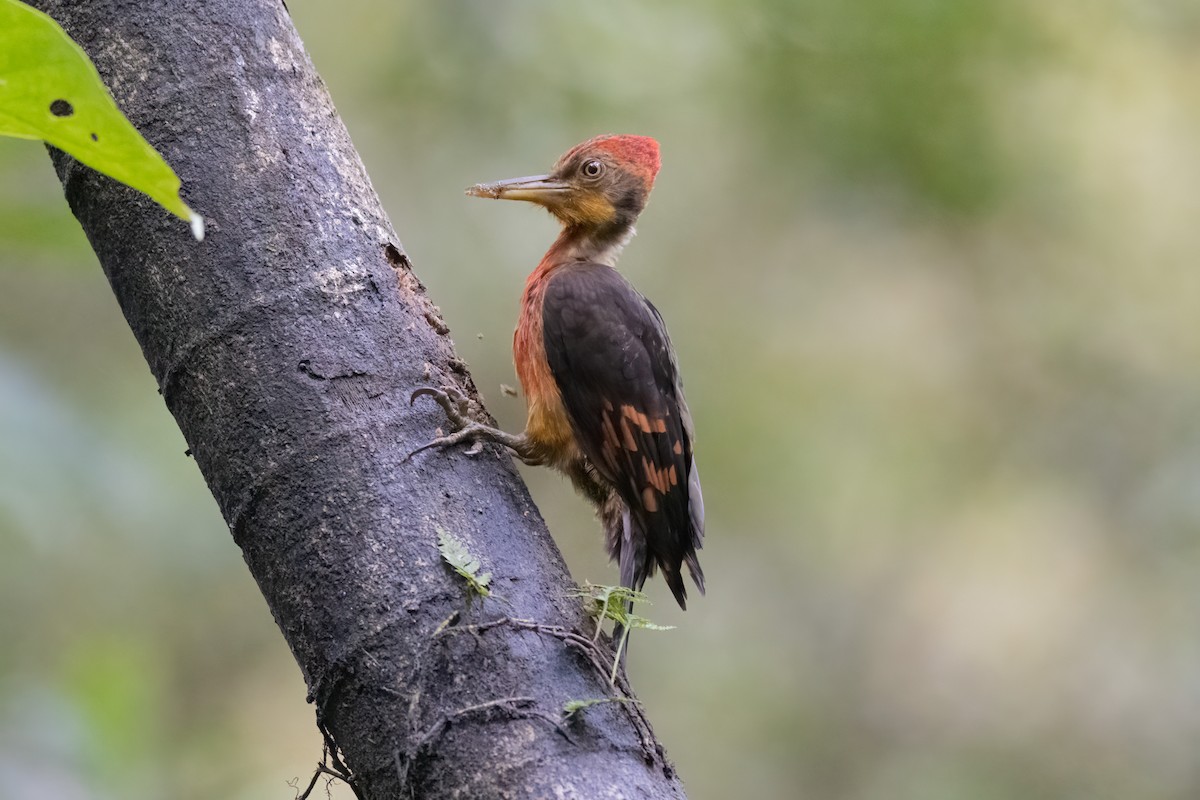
xmin=534 ymin=221 xmax=636 ymax=277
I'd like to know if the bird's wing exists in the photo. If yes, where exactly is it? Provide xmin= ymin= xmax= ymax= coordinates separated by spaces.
xmin=541 ymin=262 xmax=704 ymax=607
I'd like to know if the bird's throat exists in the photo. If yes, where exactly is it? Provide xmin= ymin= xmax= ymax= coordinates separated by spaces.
xmin=541 ymin=222 xmax=636 ymax=270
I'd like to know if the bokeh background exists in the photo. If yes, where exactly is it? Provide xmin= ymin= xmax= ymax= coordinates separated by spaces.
xmin=3 ymin=1 xmax=1200 ymax=798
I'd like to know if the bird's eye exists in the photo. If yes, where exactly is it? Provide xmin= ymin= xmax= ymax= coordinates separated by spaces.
xmin=581 ymin=159 xmax=605 ymax=179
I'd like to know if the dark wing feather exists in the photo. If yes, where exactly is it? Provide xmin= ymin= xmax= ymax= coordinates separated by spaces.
xmin=541 ymin=262 xmax=704 ymax=608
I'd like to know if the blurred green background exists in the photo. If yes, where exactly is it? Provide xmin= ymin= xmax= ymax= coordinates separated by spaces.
xmin=4 ymin=1 xmax=1200 ymax=798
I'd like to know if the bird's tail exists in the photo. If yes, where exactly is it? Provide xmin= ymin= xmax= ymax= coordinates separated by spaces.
xmin=605 ymin=505 xmax=646 ymax=669
xmin=602 ymin=494 xmax=702 ymax=667
xmin=616 ymin=506 xmax=650 ymax=599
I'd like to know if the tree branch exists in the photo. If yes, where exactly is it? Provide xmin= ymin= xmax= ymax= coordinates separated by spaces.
xmin=29 ymin=1 xmax=687 ymax=797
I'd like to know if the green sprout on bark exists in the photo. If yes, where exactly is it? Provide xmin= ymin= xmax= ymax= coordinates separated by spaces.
xmin=562 ymin=696 xmax=635 ymax=720
xmin=436 ymin=527 xmax=491 ymax=606
xmin=571 ymin=582 xmax=673 ymax=684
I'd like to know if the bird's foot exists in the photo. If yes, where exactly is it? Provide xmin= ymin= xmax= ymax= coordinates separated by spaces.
xmin=408 ymin=386 xmax=544 ymax=465
xmin=411 ymin=385 xmax=474 ymax=430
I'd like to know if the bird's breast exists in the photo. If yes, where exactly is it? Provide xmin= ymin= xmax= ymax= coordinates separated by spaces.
xmin=514 ymin=274 xmax=578 ymax=464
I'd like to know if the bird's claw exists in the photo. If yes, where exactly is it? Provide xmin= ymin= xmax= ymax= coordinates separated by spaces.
xmin=408 ymin=384 xmax=542 ymax=465
xmin=408 ymin=386 xmax=488 ymax=461
xmin=410 ymin=385 xmax=473 ymax=430
xmin=405 ymin=422 xmax=492 ymax=462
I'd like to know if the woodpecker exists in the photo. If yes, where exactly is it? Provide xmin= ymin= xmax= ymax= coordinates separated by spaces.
xmin=412 ymin=134 xmax=704 ymax=610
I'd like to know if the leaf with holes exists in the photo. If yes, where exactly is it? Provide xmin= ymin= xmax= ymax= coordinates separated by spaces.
xmin=0 ymin=0 xmax=203 ymax=239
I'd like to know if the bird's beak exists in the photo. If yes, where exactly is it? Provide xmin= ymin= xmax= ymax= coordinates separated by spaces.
xmin=465 ymin=174 xmax=570 ymax=205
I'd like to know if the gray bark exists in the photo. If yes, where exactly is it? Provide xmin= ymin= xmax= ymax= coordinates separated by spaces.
xmin=29 ymin=1 xmax=687 ymax=797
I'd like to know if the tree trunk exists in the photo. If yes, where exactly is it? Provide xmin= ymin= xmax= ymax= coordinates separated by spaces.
xmin=29 ymin=1 xmax=687 ymax=797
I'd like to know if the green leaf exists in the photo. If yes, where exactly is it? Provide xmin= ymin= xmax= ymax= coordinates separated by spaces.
xmin=570 ymin=582 xmax=673 ymax=684
xmin=0 ymin=0 xmax=203 ymax=239
xmin=571 ymin=582 xmax=673 ymax=637
xmin=436 ymin=526 xmax=491 ymax=602
xmin=628 ymin=618 xmax=674 ymax=632
xmin=562 ymin=696 xmax=634 ymax=719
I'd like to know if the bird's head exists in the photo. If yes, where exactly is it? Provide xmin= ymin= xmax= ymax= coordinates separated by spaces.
xmin=467 ymin=134 xmax=661 ymax=234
